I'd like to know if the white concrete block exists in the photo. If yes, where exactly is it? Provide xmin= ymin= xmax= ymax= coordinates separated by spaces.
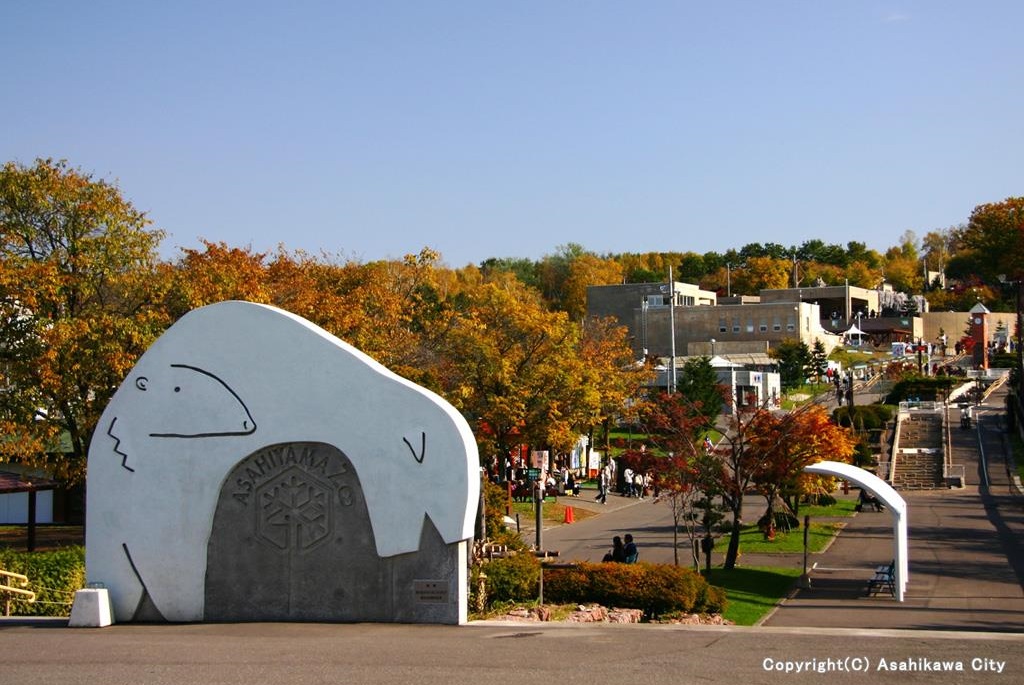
xmin=68 ymin=588 xmax=114 ymax=627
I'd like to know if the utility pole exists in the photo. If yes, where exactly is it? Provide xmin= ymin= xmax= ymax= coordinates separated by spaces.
xmin=668 ymin=266 xmax=676 ymax=393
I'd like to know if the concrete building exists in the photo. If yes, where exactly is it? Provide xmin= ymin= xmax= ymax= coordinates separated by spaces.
xmin=651 ymin=354 xmax=782 ymax=413
xmin=587 ymin=281 xmax=842 ymax=358
xmin=586 ymin=282 xmax=717 ymax=355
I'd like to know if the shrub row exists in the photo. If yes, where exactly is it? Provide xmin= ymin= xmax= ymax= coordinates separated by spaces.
xmin=543 ymin=562 xmax=727 ymax=618
xmin=0 ymin=546 xmax=84 ymax=617
xmin=884 ymin=376 xmax=957 ymax=403
xmin=832 ymin=404 xmax=895 ymax=431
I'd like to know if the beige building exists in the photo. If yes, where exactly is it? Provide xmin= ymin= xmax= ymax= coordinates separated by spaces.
xmin=587 ymin=282 xmax=842 ymax=358
xmin=921 ymin=311 xmax=1017 ymax=347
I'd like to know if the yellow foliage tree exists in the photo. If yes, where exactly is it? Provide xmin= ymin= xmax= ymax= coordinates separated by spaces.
xmin=0 ymin=159 xmax=168 ymax=484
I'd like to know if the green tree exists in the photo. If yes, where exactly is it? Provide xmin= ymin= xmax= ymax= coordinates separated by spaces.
xmin=809 ymin=340 xmax=828 ymax=383
xmin=676 ymin=356 xmax=726 ymax=425
xmin=955 ymin=197 xmax=1024 ymax=284
xmin=0 ymin=159 xmax=168 ymax=484
xmin=771 ymin=339 xmax=811 ymax=390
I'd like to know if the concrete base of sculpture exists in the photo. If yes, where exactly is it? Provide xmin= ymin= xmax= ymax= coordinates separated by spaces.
xmin=69 ymin=588 xmax=115 ymax=627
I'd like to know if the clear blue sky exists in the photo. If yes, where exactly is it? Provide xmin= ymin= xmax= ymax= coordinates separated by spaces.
xmin=4 ymin=2 xmax=1022 ymax=267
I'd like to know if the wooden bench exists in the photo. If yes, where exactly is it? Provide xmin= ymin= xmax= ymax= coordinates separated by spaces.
xmin=867 ymin=561 xmax=895 ymax=597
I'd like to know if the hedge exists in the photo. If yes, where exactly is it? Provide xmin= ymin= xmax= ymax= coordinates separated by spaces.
xmin=543 ymin=562 xmax=727 ymax=618
xmin=479 ymin=552 xmax=541 ymax=606
xmin=0 ymin=546 xmax=84 ymax=616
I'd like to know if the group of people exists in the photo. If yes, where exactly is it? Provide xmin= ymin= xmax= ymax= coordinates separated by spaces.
xmin=602 ymin=533 xmax=639 ymax=563
xmin=595 ymin=462 xmax=651 ymax=503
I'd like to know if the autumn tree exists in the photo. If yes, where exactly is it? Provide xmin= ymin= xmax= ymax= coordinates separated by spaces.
xmin=715 ymin=404 xmax=767 ymax=569
xmin=729 ymin=256 xmax=790 ymax=295
xmin=168 ymin=240 xmax=271 ymax=315
xmin=632 ymin=388 xmax=726 ymax=568
xmin=0 ymin=159 xmax=168 ymax=484
xmin=747 ymin=405 xmax=856 ymax=539
xmin=562 ymin=253 xmax=623 ymax=321
xmin=435 ymin=278 xmax=588 ymax=463
xmin=952 ymin=197 xmax=1024 ymax=313
xmin=579 ymin=316 xmax=652 ymax=460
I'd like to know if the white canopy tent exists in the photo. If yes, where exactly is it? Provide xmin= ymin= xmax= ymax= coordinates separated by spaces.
xmin=803 ymin=461 xmax=908 ymax=601
xmin=844 ymin=324 xmax=866 ymax=346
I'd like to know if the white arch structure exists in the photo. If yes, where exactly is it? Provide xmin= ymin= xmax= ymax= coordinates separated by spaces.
xmin=804 ymin=461 xmax=908 ymax=601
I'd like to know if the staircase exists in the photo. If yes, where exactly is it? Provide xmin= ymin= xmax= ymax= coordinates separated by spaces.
xmin=890 ymin=411 xmax=946 ymax=490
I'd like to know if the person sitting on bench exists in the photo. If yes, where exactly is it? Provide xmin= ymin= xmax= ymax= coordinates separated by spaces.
xmin=856 ymin=488 xmax=884 ymax=512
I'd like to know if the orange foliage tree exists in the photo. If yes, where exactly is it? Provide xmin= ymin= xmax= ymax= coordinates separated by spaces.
xmin=747 ymin=404 xmax=857 ymax=539
xmin=0 ymin=159 xmax=169 ymax=484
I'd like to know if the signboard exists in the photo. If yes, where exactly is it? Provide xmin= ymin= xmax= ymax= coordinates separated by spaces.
xmin=414 ymin=580 xmax=449 ymax=604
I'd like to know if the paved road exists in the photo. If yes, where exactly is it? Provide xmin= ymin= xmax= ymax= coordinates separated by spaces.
xmin=2 ymin=619 xmax=1022 ymax=685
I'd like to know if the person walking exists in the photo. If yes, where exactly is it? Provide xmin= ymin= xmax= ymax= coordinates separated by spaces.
xmin=597 ymin=465 xmax=609 ymax=504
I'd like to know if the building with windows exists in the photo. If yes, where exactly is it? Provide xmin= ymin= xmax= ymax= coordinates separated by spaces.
xmin=587 ymin=282 xmax=841 ymax=359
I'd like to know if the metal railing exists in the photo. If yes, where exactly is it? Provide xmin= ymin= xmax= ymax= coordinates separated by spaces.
xmin=944 ymin=463 xmax=966 ymax=486
xmin=1 ymin=568 xmax=36 ymax=616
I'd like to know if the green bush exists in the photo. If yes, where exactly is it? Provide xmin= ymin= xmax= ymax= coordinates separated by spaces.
xmin=0 ymin=546 xmax=84 ymax=616
xmin=833 ymin=404 xmax=895 ymax=431
xmin=481 ymin=552 xmax=541 ymax=606
xmin=544 ymin=562 xmax=728 ymax=618
xmin=885 ymin=376 xmax=957 ymax=403
xmin=803 ymin=493 xmax=836 ymax=507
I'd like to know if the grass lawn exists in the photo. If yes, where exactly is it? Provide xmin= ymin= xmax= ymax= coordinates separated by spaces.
xmin=798 ymin=497 xmax=858 ymax=518
xmin=731 ymin=521 xmax=843 ymax=554
xmin=705 ymin=566 xmax=803 ymax=626
xmin=510 ymin=499 xmax=596 ymax=526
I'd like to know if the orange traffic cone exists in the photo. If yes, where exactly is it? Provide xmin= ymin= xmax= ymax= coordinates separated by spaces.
xmin=564 ymin=506 xmax=575 ymax=524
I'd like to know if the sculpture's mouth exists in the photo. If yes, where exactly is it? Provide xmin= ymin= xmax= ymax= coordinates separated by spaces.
xmin=108 ymin=417 xmax=134 ymax=473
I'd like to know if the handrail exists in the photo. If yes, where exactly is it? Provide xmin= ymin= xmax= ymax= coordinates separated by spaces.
xmin=1 ymin=568 xmax=37 ymax=615
xmin=0 ymin=569 xmax=30 ymax=585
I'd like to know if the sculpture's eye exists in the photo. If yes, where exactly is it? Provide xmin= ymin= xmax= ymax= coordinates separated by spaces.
xmin=135 ymin=377 xmax=148 ymax=391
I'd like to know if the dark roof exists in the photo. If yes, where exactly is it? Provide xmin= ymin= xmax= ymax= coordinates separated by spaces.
xmin=0 ymin=471 xmax=58 ymax=494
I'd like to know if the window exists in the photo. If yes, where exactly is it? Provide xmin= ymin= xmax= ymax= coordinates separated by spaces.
xmin=759 ymin=319 xmax=767 ymax=332
xmin=732 ymin=317 xmax=740 ymax=333
xmin=746 ymin=319 xmax=754 ymax=333
xmin=773 ymin=316 xmax=781 ymax=332
xmin=719 ymin=317 xmax=727 ymax=333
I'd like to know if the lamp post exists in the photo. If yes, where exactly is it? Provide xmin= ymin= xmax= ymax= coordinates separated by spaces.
xmin=710 ymin=338 xmax=716 ymax=358
xmin=641 ymin=296 xmax=649 ymax=359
